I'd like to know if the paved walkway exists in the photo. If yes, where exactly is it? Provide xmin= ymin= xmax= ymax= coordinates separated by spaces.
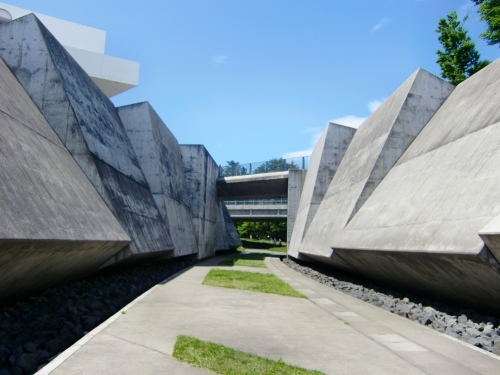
xmin=37 ymin=253 xmax=500 ymax=374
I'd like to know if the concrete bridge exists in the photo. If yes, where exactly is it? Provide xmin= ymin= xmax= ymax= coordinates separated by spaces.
xmin=225 ymin=199 xmax=288 ymax=221
xmin=217 ymin=171 xmax=289 ymax=200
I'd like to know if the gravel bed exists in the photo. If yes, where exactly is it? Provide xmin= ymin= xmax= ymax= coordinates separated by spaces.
xmin=0 ymin=256 xmax=197 ymax=375
xmin=283 ymin=258 xmax=500 ymax=355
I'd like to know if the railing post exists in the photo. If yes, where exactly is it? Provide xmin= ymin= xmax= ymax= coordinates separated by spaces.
xmin=249 ymin=163 xmax=252 ymax=174
xmin=266 ymin=161 xmax=268 ymax=173
xmin=302 ymin=156 xmax=305 ymax=169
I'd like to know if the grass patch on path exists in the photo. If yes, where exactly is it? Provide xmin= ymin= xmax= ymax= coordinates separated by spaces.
xmin=173 ymin=335 xmax=324 ymax=375
xmin=219 ymin=253 xmax=268 ymax=268
xmin=203 ymin=269 xmax=305 ymax=298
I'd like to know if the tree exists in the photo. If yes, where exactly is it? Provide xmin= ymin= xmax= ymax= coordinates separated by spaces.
xmin=472 ymin=0 xmax=500 ymax=47
xmin=436 ymin=11 xmax=490 ymax=85
xmin=219 ymin=160 xmax=248 ymax=177
xmin=253 ymin=158 xmax=299 ymax=174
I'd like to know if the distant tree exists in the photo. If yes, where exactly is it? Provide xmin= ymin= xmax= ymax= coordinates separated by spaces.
xmin=236 ymin=221 xmax=286 ymax=241
xmin=220 ymin=160 xmax=248 ymax=177
xmin=436 ymin=11 xmax=490 ymax=85
xmin=472 ymin=0 xmax=500 ymax=47
xmin=253 ymin=158 xmax=299 ymax=174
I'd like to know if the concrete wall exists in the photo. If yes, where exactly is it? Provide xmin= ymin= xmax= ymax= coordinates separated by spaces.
xmin=328 ymin=60 xmax=500 ymax=312
xmin=180 ymin=145 xmax=219 ymax=259
xmin=298 ymin=69 xmax=454 ymax=268
xmin=117 ymin=102 xmax=199 ymax=258
xmin=222 ymin=203 xmax=243 ymax=249
xmin=0 ymin=15 xmax=174 ymax=267
xmin=287 ymin=170 xmax=308 ymax=248
xmin=0 ymin=56 xmax=130 ymax=301
xmin=288 ymin=123 xmax=356 ymax=258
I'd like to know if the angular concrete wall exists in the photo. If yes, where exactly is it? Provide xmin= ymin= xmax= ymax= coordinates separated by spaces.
xmin=117 ymin=102 xmax=199 ymax=258
xmin=329 ymin=60 xmax=500 ymax=312
xmin=0 ymin=15 xmax=173 ymax=266
xmin=180 ymin=145 xmax=219 ymax=259
xmin=298 ymin=69 xmax=454 ymax=268
xmin=287 ymin=169 xmax=308 ymax=248
xmin=0 ymin=56 xmax=130 ymax=301
xmin=288 ymin=123 xmax=356 ymax=258
xmin=222 ymin=203 xmax=243 ymax=249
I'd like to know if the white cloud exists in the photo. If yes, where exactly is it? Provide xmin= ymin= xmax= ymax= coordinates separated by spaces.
xmin=330 ymin=115 xmax=367 ymax=129
xmin=368 ymin=99 xmax=383 ymax=113
xmin=211 ymin=55 xmax=227 ymax=66
xmin=371 ymin=18 xmax=390 ymax=32
xmin=282 ymin=149 xmax=313 ymax=159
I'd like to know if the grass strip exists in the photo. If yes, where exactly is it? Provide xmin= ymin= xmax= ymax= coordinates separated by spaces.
xmin=203 ymin=269 xmax=305 ymax=298
xmin=173 ymin=335 xmax=324 ymax=375
xmin=219 ymin=253 xmax=268 ymax=268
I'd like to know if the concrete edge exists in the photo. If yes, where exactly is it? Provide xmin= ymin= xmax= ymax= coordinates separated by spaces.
xmin=35 ymin=265 xmax=196 ymax=375
xmin=266 ymin=257 xmax=500 ymax=362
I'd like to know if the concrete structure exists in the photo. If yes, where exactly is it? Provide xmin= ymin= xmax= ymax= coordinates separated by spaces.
xmin=217 ymin=171 xmax=289 ymax=200
xmin=216 ymin=203 xmax=242 ymax=251
xmin=227 ymin=203 xmax=288 ymax=221
xmin=327 ymin=60 xmax=500 ymax=312
xmin=180 ymin=145 xmax=220 ymax=259
xmin=288 ymin=123 xmax=356 ymax=258
xmin=0 ymin=2 xmax=139 ymax=97
xmin=117 ymin=102 xmax=199 ymax=258
xmin=298 ymin=68 xmax=455 ymax=270
xmin=0 ymin=15 xmax=174 ymax=266
xmin=0 ymin=57 xmax=130 ymax=302
xmin=287 ymin=169 xmax=308 ymax=248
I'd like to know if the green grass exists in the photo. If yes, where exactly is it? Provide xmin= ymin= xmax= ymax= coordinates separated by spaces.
xmin=203 ymin=269 xmax=305 ymax=298
xmin=219 ymin=253 xmax=267 ymax=268
xmin=173 ymin=335 xmax=324 ymax=375
xmin=268 ymin=247 xmax=287 ymax=253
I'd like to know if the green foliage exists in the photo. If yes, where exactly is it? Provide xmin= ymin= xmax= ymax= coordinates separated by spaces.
xmin=236 ymin=221 xmax=286 ymax=241
xmin=220 ymin=160 xmax=248 ymax=176
xmin=173 ymin=335 xmax=325 ymax=375
xmin=473 ymin=0 xmax=500 ymax=47
xmin=219 ymin=253 xmax=268 ymax=268
xmin=253 ymin=157 xmax=298 ymax=173
xmin=203 ymin=269 xmax=306 ymax=298
xmin=436 ymin=11 xmax=490 ymax=85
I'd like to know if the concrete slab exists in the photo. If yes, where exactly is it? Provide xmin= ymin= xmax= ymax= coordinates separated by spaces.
xmin=298 ymin=68 xmax=454 ymax=268
xmin=287 ymin=169 xmax=308 ymax=247
xmin=217 ymin=171 xmax=289 ymax=200
xmin=0 ymin=15 xmax=173 ymax=266
xmin=0 ymin=57 xmax=129 ymax=301
xmin=329 ymin=60 xmax=500 ymax=312
xmin=180 ymin=145 xmax=219 ymax=259
xmin=117 ymin=102 xmax=199 ymax=258
xmin=288 ymin=123 xmax=356 ymax=257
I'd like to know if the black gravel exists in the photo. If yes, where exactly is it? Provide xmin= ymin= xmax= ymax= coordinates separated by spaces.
xmin=283 ymin=257 xmax=500 ymax=356
xmin=0 ymin=256 xmax=197 ymax=375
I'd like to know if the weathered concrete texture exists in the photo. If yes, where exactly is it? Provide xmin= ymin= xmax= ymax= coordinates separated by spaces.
xmin=117 ymin=102 xmax=199 ymax=258
xmin=217 ymin=171 xmax=289 ymax=200
xmin=329 ymin=60 xmax=500 ymax=313
xmin=216 ymin=202 xmax=231 ymax=251
xmin=0 ymin=15 xmax=173 ymax=266
xmin=288 ymin=123 xmax=356 ymax=258
xmin=222 ymin=202 xmax=242 ymax=249
xmin=287 ymin=170 xmax=308 ymax=248
xmin=180 ymin=145 xmax=219 ymax=259
xmin=298 ymin=69 xmax=454 ymax=265
xmin=0 ymin=56 xmax=130 ymax=301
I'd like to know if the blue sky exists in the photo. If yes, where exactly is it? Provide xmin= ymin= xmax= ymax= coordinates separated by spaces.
xmin=5 ymin=0 xmax=500 ymax=166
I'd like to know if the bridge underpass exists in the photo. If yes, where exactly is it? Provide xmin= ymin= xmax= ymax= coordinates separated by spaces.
xmin=217 ymin=169 xmax=308 ymax=246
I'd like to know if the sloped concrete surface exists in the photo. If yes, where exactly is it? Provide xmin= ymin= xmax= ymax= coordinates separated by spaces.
xmin=41 ymin=256 xmax=500 ymax=375
xmin=0 ymin=15 xmax=173 ymax=266
xmin=329 ymin=60 xmax=500 ymax=312
xmin=180 ymin=145 xmax=219 ymax=259
xmin=117 ymin=102 xmax=199 ymax=258
xmin=298 ymin=69 xmax=454 ymax=264
xmin=288 ymin=123 xmax=356 ymax=258
xmin=0 ymin=56 xmax=129 ymax=301
xmin=287 ymin=169 xmax=308 ymax=247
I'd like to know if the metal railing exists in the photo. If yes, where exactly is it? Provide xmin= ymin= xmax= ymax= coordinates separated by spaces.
xmin=225 ymin=198 xmax=288 ymax=206
xmin=219 ymin=156 xmax=310 ymax=177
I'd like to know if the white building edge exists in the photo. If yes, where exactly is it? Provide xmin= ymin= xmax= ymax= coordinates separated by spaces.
xmin=0 ymin=2 xmax=139 ymax=97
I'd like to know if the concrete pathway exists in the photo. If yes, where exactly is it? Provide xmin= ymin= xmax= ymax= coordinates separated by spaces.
xmin=37 ymin=255 xmax=500 ymax=375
